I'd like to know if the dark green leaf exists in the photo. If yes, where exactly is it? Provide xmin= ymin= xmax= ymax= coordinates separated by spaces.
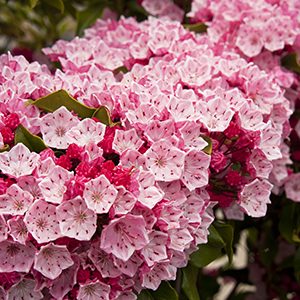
xmin=137 ymin=290 xmax=154 ymax=300
xmin=281 ymin=53 xmax=300 ymax=75
xmin=279 ymin=203 xmax=296 ymax=243
xmin=151 ymin=281 xmax=178 ymax=300
xmin=183 ymin=23 xmax=207 ymax=33
xmin=201 ymin=135 xmax=212 ymax=155
xmin=92 ymin=106 xmax=113 ymax=126
xmin=30 ymin=90 xmax=95 ymax=118
xmin=207 ymin=224 xmax=226 ymax=248
xmin=42 ymin=0 xmax=64 ymax=13
xmin=14 ymin=125 xmax=47 ymax=153
xmin=190 ymin=243 xmax=223 ymax=268
xmin=76 ymin=4 xmax=105 ymax=36
xmin=182 ymin=264 xmax=200 ymax=300
xmin=294 ymin=247 xmax=300 ymax=282
xmin=214 ymin=221 xmax=234 ymax=264
xmin=29 ymin=0 xmax=39 ymax=8
xmin=113 ymin=66 xmax=129 ymax=75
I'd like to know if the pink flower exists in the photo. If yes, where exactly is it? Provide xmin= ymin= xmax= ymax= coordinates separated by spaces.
xmin=239 ymin=179 xmax=273 ymax=217
xmin=40 ymin=106 xmax=79 ymax=149
xmin=284 ymin=173 xmax=300 ymax=202
xmin=100 ymin=214 xmax=149 ymax=261
xmin=0 ymin=143 xmax=39 ymax=178
xmin=78 ymin=280 xmax=111 ymax=300
xmin=56 ymin=197 xmax=97 ymax=240
xmin=7 ymin=279 xmax=43 ymax=300
xmin=34 ymin=243 xmax=74 ymax=279
xmin=145 ymin=140 xmax=185 ymax=182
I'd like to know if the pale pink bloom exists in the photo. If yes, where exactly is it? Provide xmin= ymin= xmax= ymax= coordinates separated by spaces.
xmin=7 ymin=217 xmax=28 ymax=245
xmin=100 ymin=214 xmax=149 ymax=261
xmin=40 ymin=106 xmax=79 ymax=149
xmin=137 ymin=170 xmax=164 ymax=209
xmin=168 ymin=227 xmax=194 ymax=251
xmin=236 ymin=26 xmax=263 ymax=57
xmin=249 ymin=149 xmax=273 ymax=179
xmin=17 ymin=176 xmax=43 ymax=200
xmin=83 ymin=175 xmax=118 ymax=213
xmin=113 ymin=253 xmax=143 ymax=277
xmin=239 ymin=179 xmax=273 ymax=217
xmin=113 ymin=291 xmax=137 ymax=300
xmin=34 ymin=243 xmax=73 ymax=280
xmin=141 ymin=263 xmax=177 ymax=290
xmin=159 ymin=204 xmax=184 ymax=230
xmin=0 ymin=143 xmax=39 ymax=177
xmin=0 ymin=240 xmax=35 ymax=272
xmin=49 ymin=256 xmax=80 ymax=300
xmin=7 ymin=279 xmax=43 ymax=300
xmin=198 ymin=96 xmax=234 ymax=132
xmin=85 ymin=141 xmax=104 ymax=161
xmin=112 ymin=187 xmax=137 ymax=215
xmin=39 ymin=166 xmax=73 ymax=204
xmin=0 ymin=216 xmax=8 ymax=242
xmin=284 ymin=173 xmax=300 ymax=202
xmin=0 ymin=184 xmax=33 ymax=215
xmin=112 ymin=129 xmax=144 ymax=154
xmin=144 ymin=119 xmax=175 ymax=143
xmin=120 ymin=149 xmax=146 ymax=169
xmin=129 ymin=33 xmax=151 ymax=60
xmin=88 ymin=241 xmax=122 ymax=278
xmin=78 ymin=281 xmax=110 ymax=300
xmin=181 ymin=150 xmax=211 ymax=191
xmin=224 ymin=203 xmax=245 ymax=221
xmin=56 ymin=197 xmax=97 ymax=241
xmin=24 ymin=200 xmax=62 ymax=243
xmin=67 ymin=118 xmax=106 ymax=146
xmin=167 ymin=96 xmax=194 ymax=122
xmin=35 ymin=157 xmax=56 ymax=178
xmin=238 ymin=103 xmax=267 ymax=131
xmin=259 ymin=126 xmax=282 ymax=160
xmin=179 ymin=122 xmax=208 ymax=151
xmin=145 ymin=140 xmax=185 ymax=181
xmin=141 ymin=231 xmax=168 ymax=266
xmin=178 ymin=56 xmax=212 ymax=87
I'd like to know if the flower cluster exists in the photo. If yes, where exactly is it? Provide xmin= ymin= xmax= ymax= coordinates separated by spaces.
xmin=0 ymin=16 xmax=292 ymax=299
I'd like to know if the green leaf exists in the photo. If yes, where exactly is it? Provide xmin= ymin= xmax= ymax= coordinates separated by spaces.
xmin=30 ymin=90 xmax=95 ymax=118
xmin=113 ymin=66 xmax=129 ymax=75
xmin=201 ymin=135 xmax=212 ymax=155
xmin=281 ymin=53 xmax=300 ymax=75
xmin=182 ymin=264 xmax=200 ymax=300
xmin=279 ymin=203 xmax=296 ymax=243
xmin=76 ymin=4 xmax=105 ymax=36
xmin=92 ymin=106 xmax=113 ymax=126
xmin=29 ymin=0 xmax=39 ymax=8
xmin=151 ymin=282 xmax=178 ymax=300
xmin=137 ymin=290 xmax=154 ymax=300
xmin=214 ymin=221 xmax=234 ymax=264
xmin=42 ymin=0 xmax=64 ymax=13
xmin=190 ymin=222 xmax=234 ymax=268
xmin=14 ymin=125 xmax=47 ymax=153
xmin=183 ymin=23 xmax=207 ymax=33
xmin=294 ymin=247 xmax=300 ymax=282
xmin=0 ymin=144 xmax=9 ymax=152
xmin=190 ymin=243 xmax=223 ymax=268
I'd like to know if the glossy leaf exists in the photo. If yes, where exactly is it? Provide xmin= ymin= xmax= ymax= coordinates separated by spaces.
xmin=201 ymin=135 xmax=212 ymax=155
xmin=137 ymin=290 xmax=154 ymax=300
xmin=214 ymin=221 xmax=234 ymax=264
xmin=294 ymin=247 xmax=300 ymax=282
xmin=151 ymin=282 xmax=178 ymax=300
xmin=29 ymin=0 xmax=39 ymax=8
xmin=14 ymin=125 xmax=47 ymax=153
xmin=92 ymin=106 xmax=113 ymax=126
xmin=76 ymin=4 xmax=105 ymax=36
xmin=190 ymin=243 xmax=223 ymax=268
xmin=279 ymin=203 xmax=296 ymax=243
xmin=182 ymin=264 xmax=200 ymax=300
xmin=30 ymin=90 xmax=95 ymax=118
xmin=183 ymin=23 xmax=207 ymax=33
xmin=42 ymin=0 xmax=64 ymax=13
xmin=281 ymin=53 xmax=300 ymax=75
